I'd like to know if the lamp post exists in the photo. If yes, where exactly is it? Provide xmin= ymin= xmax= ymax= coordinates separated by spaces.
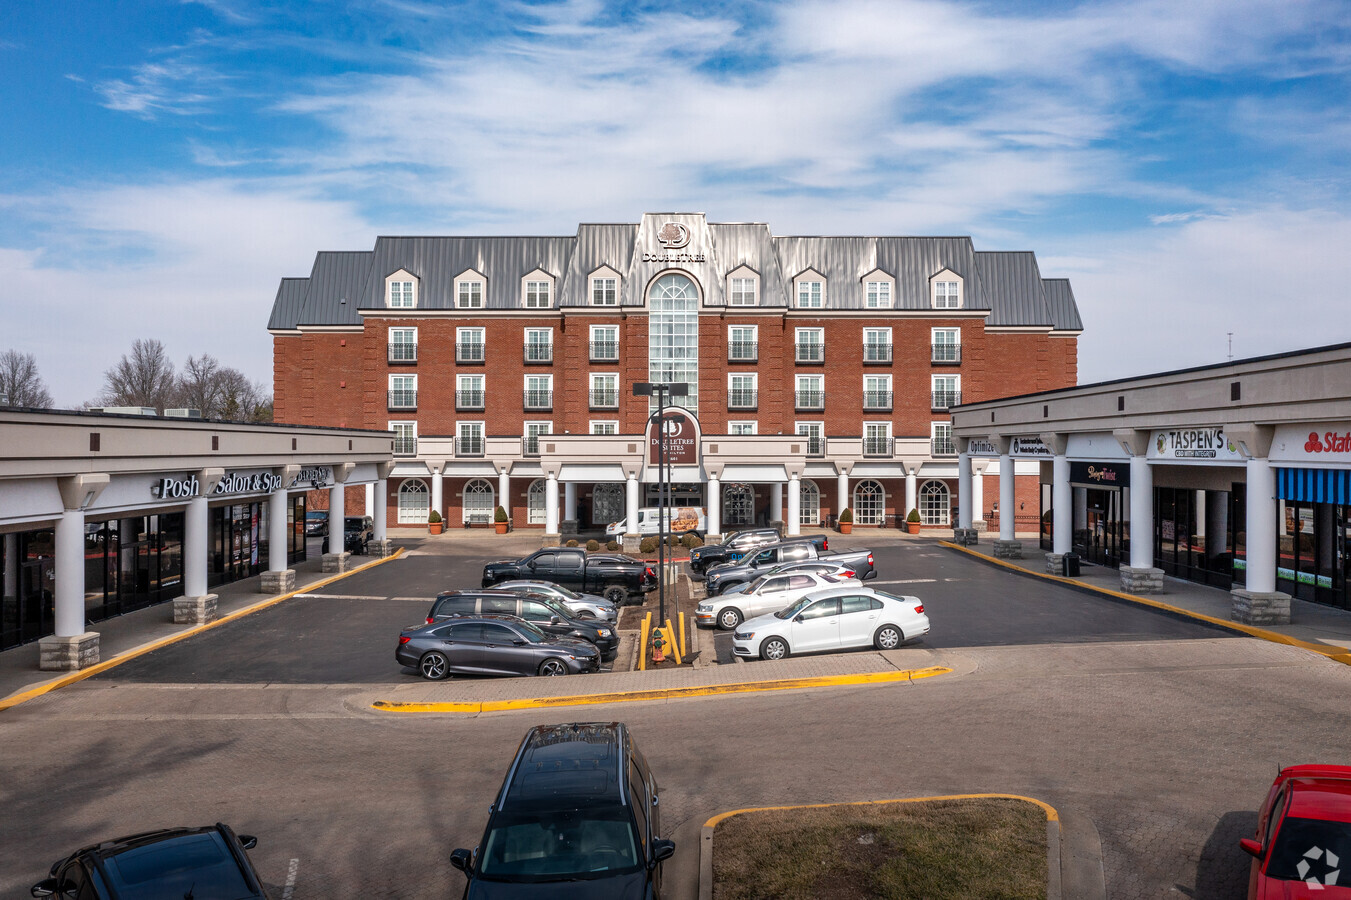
xmin=633 ymin=381 xmax=688 ymax=629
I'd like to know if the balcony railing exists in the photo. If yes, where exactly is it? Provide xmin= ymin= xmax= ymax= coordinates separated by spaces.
xmin=387 ymin=390 xmax=417 ymax=410
xmin=728 ymin=389 xmax=758 ymax=410
xmin=589 ymin=341 xmax=619 ymax=362
xmin=388 ymin=342 xmax=417 ymax=363
xmin=589 ymin=389 xmax=619 ymax=409
xmin=862 ymin=342 xmax=893 ymax=364
xmin=523 ymin=434 xmax=543 ymax=457
xmin=524 ymin=389 xmax=553 ymax=411
xmin=456 ymin=436 xmax=484 ymax=457
xmin=932 ymin=342 xmax=962 ymax=364
xmin=728 ymin=341 xmax=758 ymax=362
xmin=795 ymin=343 xmax=824 ymax=364
xmin=525 ymin=344 xmax=553 ymax=364
xmin=801 ymin=435 xmax=825 ymax=457
xmin=932 ymin=390 xmax=961 ymax=410
xmin=456 ymin=390 xmax=484 ymax=410
xmin=795 ymin=390 xmax=825 ymax=411
xmin=393 ymin=436 xmax=417 ymax=456
xmin=864 ymin=436 xmax=894 ymax=458
xmin=456 ymin=342 xmax=484 ymax=364
xmin=863 ymin=390 xmax=893 ymax=411
xmin=932 ymin=436 xmax=956 ymax=457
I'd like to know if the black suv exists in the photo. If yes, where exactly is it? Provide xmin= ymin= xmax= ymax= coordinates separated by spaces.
xmin=428 ymin=591 xmax=619 ymax=661
xmin=451 ymin=722 xmax=674 ymax=898
xmin=32 ymin=823 xmax=267 ymax=899
xmin=688 ymin=527 xmax=784 ymax=574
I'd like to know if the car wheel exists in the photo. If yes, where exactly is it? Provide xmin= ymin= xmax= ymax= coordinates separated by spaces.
xmin=419 ymin=652 xmax=450 ymax=680
xmin=760 ymin=636 xmax=789 ymax=661
xmin=717 ymin=607 xmax=743 ymax=630
xmin=538 ymin=658 xmax=569 ymax=676
xmin=874 ymin=625 xmax=903 ymax=650
xmin=603 ymin=586 xmax=629 ymax=606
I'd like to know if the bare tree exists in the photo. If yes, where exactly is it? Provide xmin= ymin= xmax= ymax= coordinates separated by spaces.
xmin=177 ymin=354 xmax=226 ymax=416
xmin=0 ymin=349 xmax=54 ymax=408
xmin=97 ymin=339 xmax=178 ymax=412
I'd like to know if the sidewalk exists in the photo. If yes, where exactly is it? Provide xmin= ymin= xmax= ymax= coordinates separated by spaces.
xmin=946 ymin=539 xmax=1351 ymax=656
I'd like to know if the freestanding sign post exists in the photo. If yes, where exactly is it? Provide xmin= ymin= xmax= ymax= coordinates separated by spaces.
xmin=634 ymin=381 xmax=688 ymax=632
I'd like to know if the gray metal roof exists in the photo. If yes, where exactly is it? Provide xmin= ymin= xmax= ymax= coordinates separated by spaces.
xmin=1042 ymin=278 xmax=1084 ymax=332
xmin=297 ymin=251 xmax=374 ymax=327
xmin=361 ymin=237 xmax=575 ymax=311
xmin=974 ymin=252 xmax=1053 ymax=328
xmin=267 ymin=277 xmax=309 ymax=330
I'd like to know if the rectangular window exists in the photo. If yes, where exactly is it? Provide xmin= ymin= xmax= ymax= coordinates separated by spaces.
xmin=795 ymin=328 xmax=824 ymax=363
xmin=457 ymin=327 xmax=485 ymax=363
xmin=590 ymin=325 xmax=618 ymax=361
xmin=590 ymin=373 xmax=619 ymax=409
xmin=864 ymin=375 xmax=891 ymax=411
xmin=932 ymin=375 xmax=960 ymax=410
xmin=932 ymin=422 xmax=955 ymax=457
xmin=795 ymin=374 xmax=823 ymax=410
xmin=730 ymin=277 xmax=757 ymax=306
xmin=524 ymin=375 xmax=553 ymax=410
xmin=458 ymin=281 xmax=483 ymax=309
xmin=388 ymin=327 xmax=417 ymax=363
xmin=934 ymin=281 xmax=960 ymax=309
xmin=524 ymin=421 xmax=552 ymax=456
xmin=863 ymin=327 xmax=892 ymax=363
xmin=388 ymin=374 xmax=416 ymax=410
xmin=592 ymin=277 xmax=617 ymax=306
xmin=457 ymin=421 xmax=484 ymax=457
xmin=728 ymin=325 xmax=757 ymax=361
xmin=729 ymin=374 xmax=757 ymax=409
xmin=796 ymin=421 xmax=824 ymax=456
xmin=866 ymin=281 xmax=892 ymax=308
xmin=457 ymin=374 xmax=484 ymax=410
xmin=729 ymin=421 xmax=757 ymax=435
xmin=590 ymin=420 xmax=618 ymax=435
xmin=932 ymin=327 xmax=961 ymax=363
xmin=391 ymin=420 xmax=417 ymax=456
xmin=389 ymin=281 xmax=414 ymax=308
xmin=797 ymin=280 xmax=823 ymax=308
xmin=864 ymin=421 xmax=892 ymax=457
xmin=525 ymin=280 xmax=551 ymax=308
xmin=525 ymin=328 xmax=553 ymax=363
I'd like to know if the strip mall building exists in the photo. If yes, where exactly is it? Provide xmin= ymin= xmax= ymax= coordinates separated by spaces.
xmin=268 ymin=213 xmax=1082 ymax=539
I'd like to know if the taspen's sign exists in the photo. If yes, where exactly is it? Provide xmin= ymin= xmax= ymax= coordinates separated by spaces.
xmin=152 ymin=470 xmax=283 ymax=500
xmin=1149 ymin=427 xmax=1242 ymax=462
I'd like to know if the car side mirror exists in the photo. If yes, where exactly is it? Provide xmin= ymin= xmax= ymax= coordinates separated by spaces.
xmin=550 ymin=616 xmax=562 ymax=625
xmin=450 ymin=848 xmax=474 ymax=875
xmin=30 ymin=879 xmax=57 ymax=898
xmin=794 ymin=614 xmax=805 ymax=623
xmin=651 ymin=839 xmax=676 ymax=866
xmin=513 ymin=639 xmax=527 ymax=645
xmin=1239 ymin=838 xmax=1262 ymax=858
xmin=238 ymin=835 xmax=258 ymax=850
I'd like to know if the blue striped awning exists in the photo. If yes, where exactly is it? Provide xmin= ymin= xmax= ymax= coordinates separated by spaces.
xmin=1276 ymin=467 xmax=1351 ymax=505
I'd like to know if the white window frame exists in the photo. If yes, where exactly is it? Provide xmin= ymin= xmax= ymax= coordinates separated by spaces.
xmin=590 ymin=420 xmax=619 ymax=435
xmin=388 ymin=326 xmax=417 ymax=362
xmin=390 ymin=420 xmax=417 ymax=456
xmin=524 ymin=279 xmax=551 ymax=309
xmin=397 ymin=477 xmax=429 ymax=524
xmin=864 ymin=421 xmax=892 ymax=455
xmin=728 ymin=324 xmax=757 ymax=360
xmin=729 ymin=373 xmax=757 ymax=409
xmin=864 ymin=374 xmax=891 ymax=409
xmin=932 ymin=327 xmax=961 ymax=362
xmin=728 ymin=421 xmax=758 ymax=435
xmin=590 ymin=269 xmax=619 ymax=306
xmin=386 ymin=270 xmax=417 ymax=309
xmin=388 ymin=373 xmax=417 ymax=409
xmin=865 ymin=280 xmax=892 ymax=308
xmin=863 ymin=327 xmax=892 ymax=363
xmin=524 ymin=328 xmax=553 ymax=362
xmin=727 ymin=267 xmax=759 ymax=306
xmin=457 ymin=327 xmax=485 ymax=362
xmin=920 ymin=479 xmax=951 ymax=525
xmin=932 ymin=374 xmax=960 ymax=409
xmin=458 ymin=421 xmax=485 ymax=456
xmin=457 ymin=374 xmax=484 ymax=409
xmin=524 ymin=374 xmax=553 ymax=409
xmin=931 ymin=421 xmax=955 ymax=456
xmin=590 ymin=324 xmax=618 ymax=359
xmin=524 ymin=421 xmax=553 ymax=455
xmin=795 ymin=327 xmax=824 ymax=363
xmin=796 ymin=421 xmax=824 ymax=455
xmin=795 ymin=374 xmax=823 ymax=410
xmin=796 ymin=279 xmax=824 ymax=308
xmin=457 ymin=275 xmax=485 ymax=309
xmin=590 ymin=373 xmax=619 ymax=408
xmin=932 ymin=273 xmax=962 ymax=309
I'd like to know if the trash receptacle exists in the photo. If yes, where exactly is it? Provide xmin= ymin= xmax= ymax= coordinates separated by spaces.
xmin=1062 ymin=553 xmax=1081 ymax=577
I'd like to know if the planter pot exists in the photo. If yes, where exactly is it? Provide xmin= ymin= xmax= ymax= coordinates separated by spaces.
xmin=839 ymin=522 xmax=853 ymax=534
xmin=906 ymin=522 xmax=921 ymax=534
xmin=428 ymin=522 xmax=444 ymax=535
xmin=495 ymin=522 xmax=509 ymax=534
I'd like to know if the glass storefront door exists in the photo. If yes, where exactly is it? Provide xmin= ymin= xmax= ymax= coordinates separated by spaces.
xmin=1 ymin=531 xmax=55 ymax=650
xmin=210 ymin=503 xmax=266 ymax=587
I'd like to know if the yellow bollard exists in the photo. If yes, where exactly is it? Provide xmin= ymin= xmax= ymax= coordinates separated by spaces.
xmin=663 ymin=618 xmax=683 ymax=665
xmin=678 ymin=613 xmax=687 ymax=658
xmin=638 ymin=612 xmax=651 ymax=671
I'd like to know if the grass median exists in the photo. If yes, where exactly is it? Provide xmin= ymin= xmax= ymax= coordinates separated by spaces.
xmin=712 ymin=796 xmax=1048 ymax=899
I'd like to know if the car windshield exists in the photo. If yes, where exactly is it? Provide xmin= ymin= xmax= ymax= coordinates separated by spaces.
xmin=477 ymin=807 xmax=642 ymax=881
xmin=306 ymin=512 xmax=325 ymax=520
xmin=541 ymin=583 xmax=581 ymax=600
xmin=513 ymin=621 xmax=550 ymax=643
xmin=775 ymin=596 xmax=818 ymax=619
xmin=535 ymin=597 xmax=573 ymax=619
xmin=344 ymin=517 xmax=364 ymax=529
xmin=1265 ymin=816 xmax=1351 ymax=882
xmin=744 ymin=575 xmax=769 ymax=593
xmin=103 ymin=833 xmax=252 ymax=898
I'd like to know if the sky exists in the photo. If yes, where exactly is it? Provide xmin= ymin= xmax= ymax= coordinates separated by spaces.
xmin=2 ymin=0 xmax=1350 ymax=407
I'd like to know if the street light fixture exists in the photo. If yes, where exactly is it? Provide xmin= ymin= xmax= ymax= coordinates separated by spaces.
xmin=633 ymin=381 xmax=688 ymax=629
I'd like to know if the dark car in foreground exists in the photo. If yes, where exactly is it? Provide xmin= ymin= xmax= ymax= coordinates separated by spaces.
xmin=450 ymin=722 xmax=675 ymax=899
xmin=32 ymin=823 xmax=267 ymax=899
xmin=304 ymin=510 xmax=328 ymax=536
xmin=426 ymin=591 xmax=618 ymax=661
xmin=397 ymin=615 xmax=599 ymax=679
xmin=1239 ymin=763 xmax=1351 ymax=898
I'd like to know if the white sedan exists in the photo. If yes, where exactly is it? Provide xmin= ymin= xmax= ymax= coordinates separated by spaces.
xmin=695 ymin=571 xmax=847 ymax=631
xmin=731 ymin=585 xmax=930 ymax=661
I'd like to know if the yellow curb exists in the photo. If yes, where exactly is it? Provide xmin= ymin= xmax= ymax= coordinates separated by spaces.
xmin=703 ymin=792 xmax=1059 ymax=830
xmin=0 ymin=549 xmax=405 ymax=713
xmin=371 ymin=665 xmax=952 ymax=713
xmin=941 ymin=541 xmax=1351 ymax=667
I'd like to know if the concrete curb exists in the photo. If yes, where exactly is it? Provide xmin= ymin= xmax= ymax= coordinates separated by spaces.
xmin=940 ymin=541 xmax=1351 ymax=667
xmin=0 ymin=549 xmax=406 ymax=712
xmin=698 ymin=794 xmax=1067 ymax=900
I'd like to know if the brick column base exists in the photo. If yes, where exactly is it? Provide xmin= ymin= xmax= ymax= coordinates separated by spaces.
xmin=622 ymin=535 xmax=641 ymax=554
xmin=1231 ymin=588 xmax=1292 ymax=625
xmin=952 ymin=528 xmax=979 ymax=546
xmin=1045 ymin=552 xmax=1065 ymax=574
xmin=1119 ymin=566 xmax=1164 ymax=594
xmin=39 ymin=632 xmax=100 ymax=671
xmin=993 ymin=539 xmax=1022 ymax=559
xmin=541 ymin=534 xmax=562 ymax=548
xmin=322 ymin=551 xmax=351 ymax=574
xmin=369 ymin=540 xmax=394 ymax=558
xmin=173 ymin=594 xmax=219 ymax=624
xmin=704 ymin=534 xmax=723 ymax=545
xmin=260 ymin=569 xmax=295 ymax=594
xmin=973 ymin=519 xmax=987 ymax=532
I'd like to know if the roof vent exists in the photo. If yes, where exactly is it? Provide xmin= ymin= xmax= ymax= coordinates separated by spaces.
xmin=163 ymin=408 xmax=202 ymax=418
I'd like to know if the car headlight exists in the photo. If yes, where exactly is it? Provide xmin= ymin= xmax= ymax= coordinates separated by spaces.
xmin=696 ymin=602 xmax=711 ymax=612
xmin=733 ymin=631 xmax=753 ymax=641
xmin=599 ymin=628 xmax=613 ymax=637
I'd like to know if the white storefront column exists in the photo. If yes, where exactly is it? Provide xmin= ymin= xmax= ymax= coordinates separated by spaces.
xmin=1052 ymin=453 xmax=1072 ymax=560
xmin=905 ymin=468 xmax=917 ymax=521
xmin=563 ymin=481 xmax=578 ymax=534
xmin=770 ymin=481 xmax=783 ymax=527
xmin=786 ymin=473 xmax=801 ymax=537
xmin=41 ymin=474 xmax=108 ymax=671
xmin=993 ymin=450 xmax=1022 ymax=559
xmin=372 ymin=478 xmax=390 ymax=547
xmin=3 ymin=533 xmax=17 ymax=604
xmin=954 ymin=450 xmax=976 ymax=544
xmin=1231 ymin=455 xmax=1291 ymax=623
xmin=498 ymin=468 xmax=511 ymax=528
xmin=971 ymin=461 xmax=986 ymax=530
xmin=365 ymin=482 xmax=375 ymax=517
xmin=625 ymin=473 xmax=640 ymax=534
xmin=324 ymin=479 xmax=350 ymax=573
xmin=837 ymin=471 xmax=849 ymax=518
xmin=1117 ymin=453 xmax=1161 ymax=592
xmin=261 ymin=484 xmax=295 ymax=595
xmin=707 ymin=475 xmax=721 ymax=538
xmin=545 ymin=472 xmax=560 ymax=536
xmin=430 ymin=467 xmax=443 ymax=523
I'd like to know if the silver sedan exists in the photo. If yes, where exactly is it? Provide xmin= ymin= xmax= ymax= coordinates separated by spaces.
xmin=489 ymin=580 xmax=618 ymax=622
xmin=695 ymin=571 xmax=847 ymax=630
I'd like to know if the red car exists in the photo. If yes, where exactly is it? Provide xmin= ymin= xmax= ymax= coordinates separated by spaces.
xmin=1242 ymin=764 xmax=1351 ymax=898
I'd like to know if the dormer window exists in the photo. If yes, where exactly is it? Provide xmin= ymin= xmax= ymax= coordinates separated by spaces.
xmin=726 ymin=265 xmax=759 ymax=306
xmin=862 ymin=268 xmax=895 ymax=310
xmin=525 ymin=281 xmax=550 ymax=308
xmin=589 ymin=267 xmax=620 ymax=306
xmin=797 ymin=281 xmax=823 ymax=308
xmin=385 ymin=270 xmax=418 ymax=308
xmin=932 ymin=272 xmax=963 ymax=309
xmin=456 ymin=270 xmax=485 ymax=309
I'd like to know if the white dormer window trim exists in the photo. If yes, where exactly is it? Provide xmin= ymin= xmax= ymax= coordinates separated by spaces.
xmin=795 ymin=269 xmax=825 ymax=308
xmin=932 ymin=269 xmax=963 ymax=309
xmin=589 ymin=266 xmax=621 ymax=306
xmin=456 ymin=269 xmax=486 ymax=309
xmin=726 ymin=265 xmax=760 ymax=307
xmin=385 ymin=269 xmax=418 ymax=309
xmin=521 ymin=268 xmax=554 ymax=309
xmin=862 ymin=269 xmax=895 ymax=309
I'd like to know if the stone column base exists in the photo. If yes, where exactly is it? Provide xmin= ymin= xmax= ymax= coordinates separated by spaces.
xmin=561 ymin=519 xmax=579 ymax=535
xmin=952 ymin=528 xmax=979 ymax=546
xmin=705 ymin=534 xmax=723 ymax=545
xmin=973 ymin=519 xmax=988 ymax=533
xmin=260 ymin=569 xmax=295 ymax=594
xmin=322 ymin=551 xmax=351 ymax=574
xmin=1231 ymin=588 xmax=1292 ymax=625
xmin=1120 ymin=566 xmax=1164 ymax=594
xmin=993 ymin=539 xmax=1023 ymax=559
xmin=369 ymin=539 xmax=394 ymax=558
xmin=40 ymin=632 xmax=100 ymax=671
xmin=173 ymin=594 xmax=218 ymax=624
xmin=541 ymin=534 xmax=561 ymax=547
xmin=622 ymin=535 xmax=641 ymax=553
xmin=1045 ymin=552 xmax=1066 ymax=574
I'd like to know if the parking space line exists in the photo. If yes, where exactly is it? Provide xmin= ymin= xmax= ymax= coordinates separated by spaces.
xmin=293 ymin=593 xmax=388 ymax=600
xmin=868 ymin=578 xmax=938 ymax=586
xmin=281 ymin=858 xmax=299 ymax=900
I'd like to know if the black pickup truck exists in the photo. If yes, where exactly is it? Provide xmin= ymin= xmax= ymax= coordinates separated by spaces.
xmin=688 ymin=527 xmax=784 ymax=574
xmin=482 ymin=549 xmax=657 ymax=605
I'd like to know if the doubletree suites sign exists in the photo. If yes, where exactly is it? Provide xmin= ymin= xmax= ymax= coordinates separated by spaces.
xmin=152 ymin=470 xmax=284 ymax=500
xmin=647 ymin=408 xmax=698 ymax=465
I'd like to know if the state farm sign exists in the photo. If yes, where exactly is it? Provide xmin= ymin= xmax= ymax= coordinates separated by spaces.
xmin=1271 ymin=424 xmax=1351 ymax=464
xmin=647 ymin=408 xmax=698 ymax=465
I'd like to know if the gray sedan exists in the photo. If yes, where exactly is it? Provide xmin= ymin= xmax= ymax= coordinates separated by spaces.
xmin=396 ymin=615 xmax=600 ymax=679
xmin=490 ymin=580 xmax=618 ymax=622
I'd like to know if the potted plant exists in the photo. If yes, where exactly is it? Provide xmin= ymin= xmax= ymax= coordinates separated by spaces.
xmin=906 ymin=507 xmax=921 ymax=534
xmin=838 ymin=507 xmax=853 ymax=534
xmin=494 ymin=505 xmax=509 ymax=534
xmin=428 ymin=509 xmax=443 ymax=535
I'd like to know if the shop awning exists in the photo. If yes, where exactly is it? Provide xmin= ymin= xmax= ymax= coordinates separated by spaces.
xmin=804 ymin=462 xmax=839 ymax=477
xmin=443 ymin=461 xmax=498 ymax=477
xmin=719 ymin=464 xmax=788 ymax=482
xmin=1278 ymin=467 xmax=1351 ymax=504
xmin=850 ymin=463 xmax=906 ymax=478
xmin=390 ymin=461 xmax=430 ymax=477
xmin=558 ymin=464 xmax=627 ymax=482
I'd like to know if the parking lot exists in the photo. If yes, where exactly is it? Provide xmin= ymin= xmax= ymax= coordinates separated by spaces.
xmin=3 ymin=533 xmax=1350 ymax=899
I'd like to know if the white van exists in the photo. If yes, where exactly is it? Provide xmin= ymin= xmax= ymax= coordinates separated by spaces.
xmin=606 ymin=506 xmax=707 ymax=537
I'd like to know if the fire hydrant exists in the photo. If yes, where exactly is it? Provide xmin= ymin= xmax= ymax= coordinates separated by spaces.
xmin=651 ymin=627 xmax=666 ymax=664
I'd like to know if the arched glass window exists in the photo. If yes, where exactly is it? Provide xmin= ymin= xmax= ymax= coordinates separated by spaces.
xmin=800 ymin=479 xmax=820 ymax=527
xmin=723 ymin=483 xmax=754 ymax=527
xmin=920 ymin=480 xmax=951 ymax=525
xmin=462 ymin=478 xmax=495 ymax=525
xmin=527 ymin=479 xmax=546 ymax=525
xmin=647 ymin=273 xmax=699 ymax=412
xmin=853 ymin=480 xmax=885 ymax=525
xmin=397 ymin=479 xmax=429 ymax=525
xmin=592 ymin=484 xmax=624 ymax=527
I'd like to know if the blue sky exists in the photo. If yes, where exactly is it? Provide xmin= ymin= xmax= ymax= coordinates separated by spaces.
xmin=3 ymin=0 xmax=1350 ymax=406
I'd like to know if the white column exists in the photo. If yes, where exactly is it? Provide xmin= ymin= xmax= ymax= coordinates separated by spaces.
xmin=545 ymin=473 xmax=560 ymax=535
xmin=267 ymin=486 xmax=289 ymax=572
xmin=430 ymin=469 xmax=443 ymax=522
xmin=786 ymin=473 xmax=801 ymax=537
xmin=707 ymin=475 xmax=721 ymax=536
xmin=999 ymin=454 xmax=1016 ymax=541
xmin=54 ymin=508 xmax=85 ymax=637
xmin=365 ymin=482 xmax=375 ymax=517
xmin=905 ymin=469 xmax=917 ymax=519
xmin=1129 ymin=455 xmax=1154 ymax=569
xmin=971 ymin=464 xmax=985 ymax=527
xmin=1053 ymin=453 xmax=1072 ymax=555
xmin=3 ymin=532 xmax=18 ymax=601
xmin=770 ymin=482 xmax=783 ymax=524
xmin=1245 ymin=457 xmax=1277 ymax=593
xmin=626 ymin=473 xmax=640 ymax=536
xmin=184 ymin=496 xmax=208 ymax=599
xmin=565 ymin=482 xmax=578 ymax=522
xmin=957 ymin=452 xmax=973 ymax=530
xmin=329 ymin=483 xmax=345 ymax=543
xmin=373 ymin=479 xmax=388 ymax=541
xmin=837 ymin=471 xmax=849 ymax=515
xmin=498 ymin=469 xmax=510 ymax=523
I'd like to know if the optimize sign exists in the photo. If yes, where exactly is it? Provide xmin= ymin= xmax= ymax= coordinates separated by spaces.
xmin=647 ymin=409 xmax=698 ymax=465
xmin=1149 ymin=427 xmax=1242 ymax=461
